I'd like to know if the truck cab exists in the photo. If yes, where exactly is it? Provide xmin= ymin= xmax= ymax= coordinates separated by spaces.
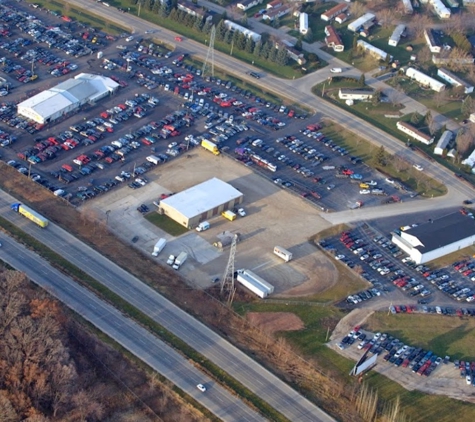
xmin=166 ymin=255 xmax=175 ymax=266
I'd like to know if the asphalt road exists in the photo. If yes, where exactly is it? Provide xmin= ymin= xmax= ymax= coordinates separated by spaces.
xmin=65 ymin=0 xmax=475 ymax=206
xmin=0 ymin=189 xmax=336 ymax=422
xmin=0 ymin=232 xmax=265 ymax=422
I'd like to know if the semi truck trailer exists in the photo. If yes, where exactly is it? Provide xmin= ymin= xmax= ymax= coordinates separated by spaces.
xmin=152 ymin=238 xmax=167 ymax=256
xmin=172 ymin=252 xmax=187 ymax=270
xmin=11 ymin=203 xmax=49 ymax=228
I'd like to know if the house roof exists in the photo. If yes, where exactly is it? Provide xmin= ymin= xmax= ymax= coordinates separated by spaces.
xmin=402 ymin=212 xmax=475 ymax=253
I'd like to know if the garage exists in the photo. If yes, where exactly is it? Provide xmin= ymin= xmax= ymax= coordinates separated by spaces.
xmin=159 ymin=177 xmax=244 ymax=229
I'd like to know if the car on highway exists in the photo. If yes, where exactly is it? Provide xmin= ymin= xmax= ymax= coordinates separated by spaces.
xmin=413 ymin=164 xmax=423 ymax=171
xmin=196 ymin=383 xmax=207 ymax=392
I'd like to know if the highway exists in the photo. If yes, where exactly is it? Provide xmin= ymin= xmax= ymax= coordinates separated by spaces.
xmin=0 ymin=232 xmax=265 ymax=422
xmin=66 ymin=0 xmax=475 ymax=206
xmin=0 ymin=189 xmax=336 ymax=422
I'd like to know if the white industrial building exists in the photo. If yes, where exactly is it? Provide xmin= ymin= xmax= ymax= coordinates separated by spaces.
xmin=348 ymin=13 xmax=376 ymax=32
xmin=434 ymin=130 xmax=453 ymax=155
xmin=299 ymin=12 xmax=309 ymax=35
xmin=339 ymin=89 xmax=374 ymax=100
xmin=397 ymin=121 xmax=435 ymax=145
xmin=437 ymin=68 xmax=474 ymax=94
xmin=405 ymin=67 xmax=446 ymax=92
xmin=388 ymin=24 xmax=406 ymax=47
xmin=357 ymin=40 xmax=389 ymax=61
xmin=391 ymin=212 xmax=475 ymax=264
xmin=17 ymin=73 xmax=119 ymax=124
xmin=431 ymin=0 xmax=451 ymax=19
xmin=224 ymin=20 xmax=261 ymax=42
xmin=424 ymin=29 xmax=442 ymax=53
xmin=236 ymin=269 xmax=274 ymax=298
xmin=401 ymin=0 xmax=414 ymax=14
xmin=159 ymin=178 xmax=243 ymax=229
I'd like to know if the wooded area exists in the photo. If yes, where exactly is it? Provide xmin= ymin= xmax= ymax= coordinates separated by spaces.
xmin=0 ymin=267 xmax=208 ymax=422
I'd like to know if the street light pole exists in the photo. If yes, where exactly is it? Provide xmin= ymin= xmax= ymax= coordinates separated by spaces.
xmin=105 ymin=210 xmax=111 ymax=226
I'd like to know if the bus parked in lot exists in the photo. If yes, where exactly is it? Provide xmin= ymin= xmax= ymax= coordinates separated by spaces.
xmin=273 ymin=246 xmax=293 ymax=262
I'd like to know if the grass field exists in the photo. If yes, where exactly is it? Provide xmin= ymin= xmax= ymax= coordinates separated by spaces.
xmin=320 ymin=121 xmax=447 ymax=197
xmin=237 ymin=302 xmax=475 ymax=421
xmin=364 ymin=312 xmax=475 ymax=361
xmin=145 ymin=213 xmax=189 ymax=236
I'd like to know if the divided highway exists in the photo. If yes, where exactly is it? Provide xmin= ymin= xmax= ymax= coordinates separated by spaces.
xmin=0 ymin=189 xmax=335 ymax=422
xmin=0 ymin=233 xmax=265 ymax=422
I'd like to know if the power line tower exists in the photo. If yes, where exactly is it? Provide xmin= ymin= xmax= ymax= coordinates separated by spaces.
xmin=220 ymin=234 xmax=238 ymax=306
xmin=202 ymin=25 xmax=215 ymax=78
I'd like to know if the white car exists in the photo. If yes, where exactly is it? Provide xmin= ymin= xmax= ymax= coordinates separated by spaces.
xmin=385 ymin=178 xmax=395 ymax=184
xmin=359 ymin=189 xmax=371 ymax=195
xmin=365 ymin=180 xmax=378 ymax=186
xmin=330 ymin=67 xmax=342 ymax=73
xmin=197 ymin=383 xmax=207 ymax=392
xmin=413 ymin=164 xmax=424 ymax=171
xmin=125 ymin=36 xmax=134 ymax=42
xmin=335 ymin=254 xmax=345 ymax=260
xmin=237 ymin=208 xmax=246 ymax=217
xmin=168 ymin=142 xmax=177 ymax=149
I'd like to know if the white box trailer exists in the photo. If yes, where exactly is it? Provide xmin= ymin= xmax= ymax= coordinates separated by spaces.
xmin=273 ymin=246 xmax=293 ymax=262
xmin=236 ymin=269 xmax=274 ymax=298
xmin=152 ymin=238 xmax=167 ymax=256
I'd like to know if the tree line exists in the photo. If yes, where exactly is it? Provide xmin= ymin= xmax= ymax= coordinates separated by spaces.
xmin=128 ymin=0 xmax=291 ymax=66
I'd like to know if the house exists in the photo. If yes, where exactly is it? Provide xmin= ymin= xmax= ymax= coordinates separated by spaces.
xmin=424 ymin=29 xmax=442 ymax=53
xmin=325 ymin=26 xmax=344 ymax=52
xmin=432 ymin=55 xmax=475 ymax=66
xmin=462 ymin=148 xmax=475 ymax=167
xmin=388 ymin=24 xmax=405 ymax=47
xmin=335 ymin=13 xmax=348 ymax=24
xmin=434 ymin=130 xmax=453 ymax=155
xmin=282 ymin=45 xmax=306 ymax=64
xmin=299 ymin=12 xmax=308 ymax=35
xmin=267 ymin=0 xmax=283 ymax=8
xmin=397 ymin=121 xmax=435 ymax=145
xmin=406 ymin=67 xmax=445 ymax=92
xmin=263 ymin=5 xmax=291 ymax=21
xmin=177 ymin=0 xmax=212 ymax=21
xmin=348 ymin=13 xmax=376 ymax=32
xmin=237 ymin=0 xmax=263 ymax=11
xmin=391 ymin=212 xmax=475 ymax=264
xmin=321 ymin=3 xmax=348 ymax=22
xmin=357 ymin=40 xmax=390 ymax=61
xmin=437 ymin=68 xmax=474 ymax=94
xmin=401 ymin=0 xmax=414 ymax=14
xmin=430 ymin=0 xmax=451 ymax=19
xmin=224 ymin=20 xmax=261 ymax=42
xmin=338 ymin=89 xmax=374 ymax=100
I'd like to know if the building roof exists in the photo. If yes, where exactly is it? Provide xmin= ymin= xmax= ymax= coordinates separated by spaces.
xmin=161 ymin=178 xmax=243 ymax=219
xmin=402 ymin=212 xmax=475 ymax=253
xmin=17 ymin=73 xmax=118 ymax=120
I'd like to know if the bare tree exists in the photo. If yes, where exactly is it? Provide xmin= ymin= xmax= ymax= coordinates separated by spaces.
xmin=376 ymin=9 xmax=397 ymax=28
xmin=349 ymin=2 xmax=366 ymax=17
xmin=447 ymin=47 xmax=474 ymax=72
xmin=433 ymin=90 xmax=448 ymax=109
xmin=408 ymin=14 xmax=433 ymax=38
xmin=386 ymin=88 xmax=403 ymax=107
xmin=456 ymin=129 xmax=475 ymax=158
xmin=393 ymin=155 xmax=410 ymax=173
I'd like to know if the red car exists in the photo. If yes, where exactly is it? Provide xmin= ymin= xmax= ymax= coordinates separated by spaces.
xmin=175 ymin=36 xmax=183 ymax=42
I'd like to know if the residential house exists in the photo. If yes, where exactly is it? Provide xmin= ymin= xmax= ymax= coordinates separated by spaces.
xmin=397 ymin=121 xmax=435 ymax=145
xmin=434 ymin=130 xmax=453 ymax=155
xmin=237 ymin=0 xmax=263 ymax=11
xmin=338 ymin=89 xmax=374 ymax=100
xmin=406 ymin=67 xmax=445 ymax=92
xmin=437 ymin=68 xmax=474 ymax=94
xmin=388 ymin=24 xmax=405 ymax=47
xmin=321 ymin=4 xmax=348 ymax=22
xmin=325 ymin=26 xmax=344 ymax=52
xmin=424 ymin=29 xmax=442 ymax=53
xmin=357 ymin=40 xmax=390 ymax=61
xmin=348 ymin=13 xmax=376 ymax=32
xmin=177 ymin=0 xmax=212 ymax=21
xmin=299 ymin=12 xmax=308 ymax=35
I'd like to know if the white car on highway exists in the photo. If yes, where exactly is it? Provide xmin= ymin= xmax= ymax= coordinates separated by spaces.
xmin=197 ymin=383 xmax=207 ymax=392
xmin=413 ymin=164 xmax=424 ymax=171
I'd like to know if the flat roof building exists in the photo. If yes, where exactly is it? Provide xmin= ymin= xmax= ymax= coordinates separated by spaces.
xmin=391 ymin=212 xmax=475 ymax=264
xmin=437 ymin=68 xmax=474 ymax=94
xmin=159 ymin=178 xmax=244 ymax=229
xmin=17 ymin=73 xmax=118 ymax=124
xmin=357 ymin=40 xmax=389 ymax=61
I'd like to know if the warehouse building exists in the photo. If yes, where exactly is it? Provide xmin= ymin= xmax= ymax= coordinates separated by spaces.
xmin=434 ymin=130 xmax=453 ymax=155
xmin=437 ymin=68 xmax=474 ymax=94
xmin=17 ymin=73 xmax=118 ymax=124
xmin=391 ymin=212 xmax=475 ymax=264
xmin=159 ymin=178 xmax=244 ymax=229
xmin=405 ymin=67 xmax=445 ymax=92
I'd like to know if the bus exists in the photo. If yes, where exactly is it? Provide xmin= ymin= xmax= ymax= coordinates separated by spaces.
xmin=273 ymin=246 xmax=293 ymax=262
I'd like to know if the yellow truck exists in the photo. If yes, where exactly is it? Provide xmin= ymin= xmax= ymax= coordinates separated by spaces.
xmin=201 ymin=139 xmax=220 ymax=155
xmin=222 ymin=210 xmax=237 ymax=221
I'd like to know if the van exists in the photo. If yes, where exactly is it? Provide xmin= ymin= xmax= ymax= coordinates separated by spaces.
xmin=196 ymin=221 xmax=210 ymax=232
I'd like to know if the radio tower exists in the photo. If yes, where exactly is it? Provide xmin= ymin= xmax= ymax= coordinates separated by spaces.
xmin=220 ymin=234 xmax=238 ymax=306
xmin=202 ymin=25 xmax=216 ymax=78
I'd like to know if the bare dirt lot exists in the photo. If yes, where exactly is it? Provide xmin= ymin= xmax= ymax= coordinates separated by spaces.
xmin=246 ymin=312 xmax=304 ymax=335
xmin=83 ymin=149 xmax=335 ymax=293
